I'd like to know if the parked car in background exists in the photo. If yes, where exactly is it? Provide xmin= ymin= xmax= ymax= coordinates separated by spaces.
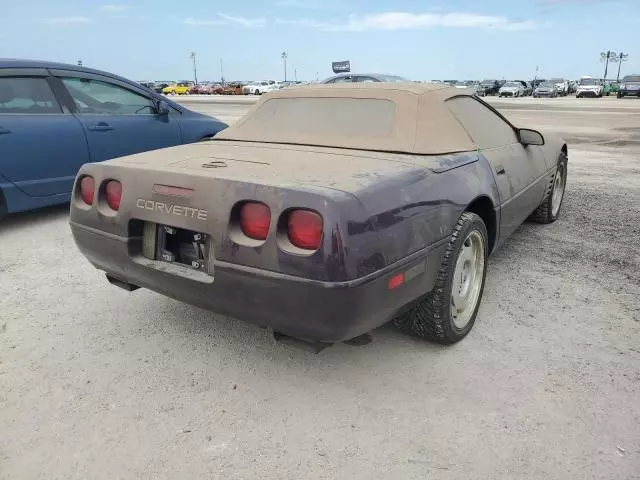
xmin=499 ymin=81 xmax=525 ymax=97
xmin=153 ymin=82 xmax=171 ymax=94
xmin=478 ymin=79 xmax=501 ymax=96
xmin=190 ymin=83 xmax=214 ymax=95
xmin=567 ymin=80 xmax=577 ymax=94
xmin=69 ymin=83 xmax=568 ymax=347
xmin=162 ymin=81 xmax=194 ymax=95
xmin=0 ymin=59 xmax=227 ymax=217
xmin=470 ymin=83 xmax=485 ymax=97
xmin=242 ymin=80 xmax=281 ymax=95
xmin=215 ymin=82 xmax=244 ymax=95
xmin=575 ymin=78 xmax=603 ymax=98
xmin=533 ymin=82 xmax=559 ymax=98
xmin=321 ymin=73 xmax=411 ymax=84
xmin=549 ymin=78 xmax=569 ymax=96
xmin=617 ymin=75 xmax=640 ymax=98
xmin=532 ymin=78 xmax=547 ymax=89
xmin=511 ymin=80 xmax=532 ymax=96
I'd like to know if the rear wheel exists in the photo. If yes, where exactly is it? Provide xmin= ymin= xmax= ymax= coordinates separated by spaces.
xmin=529 ymin=154 xmax=567 ymax=224
xmin=393 ymin=212 xmax=488 ymax=345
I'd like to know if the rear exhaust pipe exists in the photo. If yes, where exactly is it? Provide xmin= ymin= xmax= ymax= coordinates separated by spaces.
xmin=272 ymin=331 xmax=332 ymax=353
xmin=106 ymin=274 xmax=140 ymax=292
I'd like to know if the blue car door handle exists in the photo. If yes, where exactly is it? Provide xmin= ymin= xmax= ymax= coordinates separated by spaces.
xmin=88 ymin=122 xmax=114 ymax=132
xmin=0 ymin=126 xmax=11 ymax=135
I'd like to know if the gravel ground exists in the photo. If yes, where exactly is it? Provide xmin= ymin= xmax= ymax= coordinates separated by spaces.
xmin=1 ymin=97 xmax=639 ymax=480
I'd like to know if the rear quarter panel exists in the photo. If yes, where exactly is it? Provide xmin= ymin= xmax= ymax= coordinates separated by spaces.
xmin=351 ymin=153 xmax=500 ymax=265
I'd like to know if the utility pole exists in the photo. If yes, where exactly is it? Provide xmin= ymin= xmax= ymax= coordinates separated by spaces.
xmin=600 ymin=50 xmax=613 ymax=80
xmin=615 ymin=52 xmax=629 ymax=82
xmin=220 ymin=58 xmax=225 ymax=84
xmin=534 ymin=65 xmax=539 ymax=86
xmin=294 ymin=68 xmax=297 ymax=82
xmin=189 ymin=51 xmax=198 ymax=85
xmin=281 ymin=51 xmax=288 ymax=82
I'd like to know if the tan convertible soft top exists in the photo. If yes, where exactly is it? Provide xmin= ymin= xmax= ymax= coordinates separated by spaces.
xmin=215 ymin=83 xmax=478 ymax=155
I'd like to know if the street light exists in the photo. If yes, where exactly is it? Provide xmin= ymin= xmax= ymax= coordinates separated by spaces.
xmin=189 ymin=51 xmax=198 ymax=85
xmin=611 ymin=52 xmax=629 ymax=82
xmin=600 ymin=51 xmax=615 ymax=80
xmin=281 ymin=51 xmax=288 ymax=82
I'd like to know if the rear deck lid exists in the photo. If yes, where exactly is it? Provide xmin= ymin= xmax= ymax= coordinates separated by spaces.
xmin=112 ymin=141 xmax=468 ymax=194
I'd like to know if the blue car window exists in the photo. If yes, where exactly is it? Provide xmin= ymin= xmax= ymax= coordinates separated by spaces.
xmin=61 ymin=77 xmax=156 ymax=115
xmin=0 ymin=77 xmax=61 ymax=114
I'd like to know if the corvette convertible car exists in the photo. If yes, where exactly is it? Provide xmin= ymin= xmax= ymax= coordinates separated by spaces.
xmin=69 ymin=83 xmax=568 ymax=347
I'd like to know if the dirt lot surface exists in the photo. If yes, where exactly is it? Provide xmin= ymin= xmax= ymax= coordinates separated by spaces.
xmin=1 ymin=95 xmax=639 ymax=480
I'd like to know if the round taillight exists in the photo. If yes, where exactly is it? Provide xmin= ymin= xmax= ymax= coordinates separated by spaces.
xmin=105 ymin=180 xmax=122 ymax=211
xmin=240 ymin=202 xmax=271 ymax=240
xmin=79 ymin=176 xmax=95 ymax=205
xmin=287 ymin=209 xmax=323 ymax=250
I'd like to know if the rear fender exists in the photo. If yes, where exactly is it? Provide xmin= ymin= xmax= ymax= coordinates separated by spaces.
xmin=350 ymin=155 xmax=499 ymax=265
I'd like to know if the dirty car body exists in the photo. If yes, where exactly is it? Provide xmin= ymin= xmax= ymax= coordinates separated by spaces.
xmin=69 ymin=84 xmax=567 ymax=345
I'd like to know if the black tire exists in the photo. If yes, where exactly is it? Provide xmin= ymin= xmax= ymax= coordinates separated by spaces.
xmin=393 ymin=212 xmax=488 ymax=345
xmin=529 ymin=153 xmax=568 ymax=224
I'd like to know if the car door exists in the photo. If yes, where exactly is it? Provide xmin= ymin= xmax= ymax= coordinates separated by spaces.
xmin=0 ymin=71 xmax=89 ymax=197
xmin=446 ymin=95 xmax=549 ymax=242
xmin=51 ymin=70 xmax=183 ymax=163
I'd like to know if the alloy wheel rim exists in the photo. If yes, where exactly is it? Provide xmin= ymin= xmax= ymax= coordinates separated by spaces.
xmin=551 ymin=166 xmax=565 ymax=217
xmin=451 ymin=230 xmax=486 ymax=329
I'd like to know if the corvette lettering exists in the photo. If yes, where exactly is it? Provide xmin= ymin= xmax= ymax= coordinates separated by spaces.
xmin=136 ymin=199 xmax=207 ymax=220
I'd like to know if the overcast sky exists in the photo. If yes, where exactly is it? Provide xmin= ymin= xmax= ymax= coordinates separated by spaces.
xmin=2 ymin=0 xmax=636 ymax=82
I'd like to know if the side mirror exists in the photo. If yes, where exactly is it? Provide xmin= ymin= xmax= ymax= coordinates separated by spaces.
xmin=156 ymin=100 xmax=170 ymax=117
xmin=518 ymin=128 xmax=545 ymax=146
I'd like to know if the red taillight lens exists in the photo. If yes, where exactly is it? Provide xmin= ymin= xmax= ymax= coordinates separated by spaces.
xmin=388 ymin=272 xmax=404 ymax=290
xmin=79 ymin=176 xmax=95 ymax=205
xmin=240 ymin=202 xmax=271 ymax=240
xmin=287 ymin=210 xmax=323 ymax=250
xmin=105 ymin=180 xmax=122 ymax=211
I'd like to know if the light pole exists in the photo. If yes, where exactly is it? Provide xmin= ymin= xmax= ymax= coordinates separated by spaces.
xmin=281 ymin=51 xmax=288 ymax=82
xmin=615 ymin=52 xmax=629 ymax=82
xmin=220 ymin=58 xmax=225 ymax=84
xmin=600 ymin=51 xmax=614 ymax=80
xmin=190 ymin=51 xmax=198 ymax=85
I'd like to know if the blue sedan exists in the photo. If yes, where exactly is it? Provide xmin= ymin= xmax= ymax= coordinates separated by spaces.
xmin=0 ymin=59 xmax=228 ymax=217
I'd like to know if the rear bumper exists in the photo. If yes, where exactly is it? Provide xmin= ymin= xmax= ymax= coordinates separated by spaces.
xmin=70 ymin=221 xmax=447 ymax=343
xmin=619 ymin=90 xmax=640 ymax=96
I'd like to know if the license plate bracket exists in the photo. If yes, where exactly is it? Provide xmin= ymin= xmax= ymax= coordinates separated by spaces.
xmin=144 ymin=222 xmax=210 ymax=272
